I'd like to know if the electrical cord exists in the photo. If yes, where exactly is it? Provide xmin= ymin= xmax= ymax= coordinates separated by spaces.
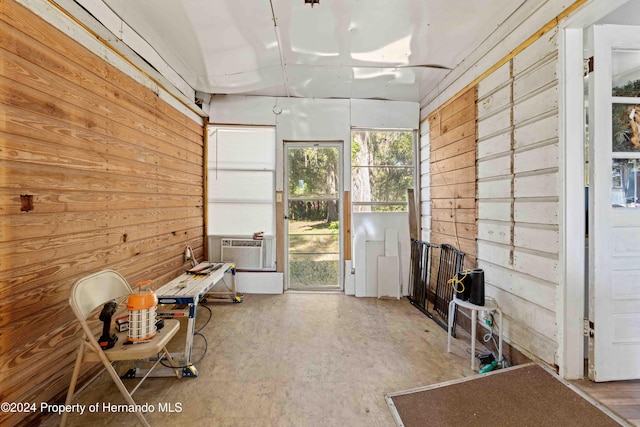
xmin=196 ymin=303 xmax=212 ymax=334
xmin=459 ymin=296 xmax=511 ymax=370
xmin=484 ymin=295 xmax=498 ymax=305
xmin=483 ymin=312 xmax=499 ymax=350
xmin=480 ymin=307 xmax=510 ymax=368
xmin=480 ymin=296 xmax=500 ymax=349
xmin=220 ymin=277 xmax=235 ymax=295
xmin=466 ymin=348 xmax=482 ymax=358
xmin=189 ymin=332 xmax=208 ymax=366
xmin=159 ymin=332 xmax=208 ymax=369
xmin=203 ymin=276 xmax=244 ymax=299
xmin=447 ymin=271 xmax=468 ymax=295
xmin=159 ymin=304 xmax=211 ymax=369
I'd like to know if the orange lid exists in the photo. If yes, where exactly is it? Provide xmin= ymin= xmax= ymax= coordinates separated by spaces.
xmin=127 ymin=290 xmax=157 ymax=310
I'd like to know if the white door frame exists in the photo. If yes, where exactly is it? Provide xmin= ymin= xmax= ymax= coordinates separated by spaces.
xmin=283 ymin=141 xmax=344 ymax=291
xmin=559 ymin=0 xmax=632 ymax=379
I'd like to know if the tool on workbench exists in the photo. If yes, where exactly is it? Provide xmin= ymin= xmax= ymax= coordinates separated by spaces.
xmin=186 ymin=261 xmax=223 ymax=275
xmin=98 ymin=300 xmax=119 ymax=350
xmin=184 ymin=245 xmax=198 ymax=268
xmin=127 ymin=280 xmax=158 ymax=343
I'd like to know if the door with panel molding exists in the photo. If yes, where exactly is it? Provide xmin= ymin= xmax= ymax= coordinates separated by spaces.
xmin=589 ymin=24 xmax=640 ymax=381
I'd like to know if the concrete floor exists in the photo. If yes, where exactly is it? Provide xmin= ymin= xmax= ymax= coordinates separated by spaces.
xmin=43 ymin=293 xmax=484 ymax=426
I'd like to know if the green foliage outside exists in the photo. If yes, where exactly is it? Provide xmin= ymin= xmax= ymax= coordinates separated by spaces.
xmin=287 ymin=147 xmax=339 ymax=222
xmin=288 ymin=147 xmax=339 ymax=198
xmin=351 ymin=130 xmax=414 ymax=211
xmin=613 ymin=79 xmax=640 ymax=97
xmin=288 ymin=220 xmax=339 ymax=288
xmin=289 ymin=258 xmax=339 ymax=287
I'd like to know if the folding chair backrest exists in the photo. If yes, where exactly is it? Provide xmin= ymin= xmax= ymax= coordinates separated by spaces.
xmin=70 ymin=269 xmax=132 ymax=321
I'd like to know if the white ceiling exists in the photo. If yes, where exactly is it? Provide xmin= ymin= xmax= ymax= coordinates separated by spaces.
xmin=100 ymin=0 xmax=529 ymax=102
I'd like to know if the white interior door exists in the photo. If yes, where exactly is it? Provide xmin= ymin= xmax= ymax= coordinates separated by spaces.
xmin=589 ymin=24 xmax=640 ymax=381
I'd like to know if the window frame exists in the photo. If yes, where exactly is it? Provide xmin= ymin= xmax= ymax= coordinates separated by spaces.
xmin=350 ymin=128 xmax=418 ymax=212
xmin=206 ymin=125 xmax=276 ymax=236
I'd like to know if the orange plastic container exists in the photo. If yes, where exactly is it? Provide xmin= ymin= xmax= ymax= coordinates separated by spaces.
xmin=127 ymin=280 xmax=158 ymax=342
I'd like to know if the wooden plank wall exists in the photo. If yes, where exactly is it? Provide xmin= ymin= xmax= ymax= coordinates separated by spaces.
xmin=476 ymin=30 xmax=560 ymax=365
xmin=0 ymin=1 xmax=205 ymax=424
xmin=428 ymin=87 xmax=478 ymax=269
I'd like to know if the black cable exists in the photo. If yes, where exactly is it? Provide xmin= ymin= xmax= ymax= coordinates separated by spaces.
xmin=159 ymin=332 xmax=208 ymax=369
xmin=191 ymin=332 xmax=208 ymax=365
xmin=196 ymin=304 xmax=212 ymax=334
xmin=158 ymin=304 xmax=211 ymax=369
xmin=465 ymin=348 xmax=482 ymax=358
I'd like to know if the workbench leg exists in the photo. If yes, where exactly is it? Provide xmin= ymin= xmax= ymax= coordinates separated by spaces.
xmin=231 ymin=267 xmax=236 ymax=299
xmin=175 ymin=302 xmax=201 ymax=377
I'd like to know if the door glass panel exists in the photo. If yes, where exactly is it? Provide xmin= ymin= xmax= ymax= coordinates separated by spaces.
xmin=611 ymin=49 xmax=640 ymax=208
xmin=289 ymin=201 xmax=340 ymax=289
xmin=612 ymin=103 xmax=640 ymax=152
xmin=612 ymin=50 xmax=640 ymax=96
xmin=288 ymin=148 xmax=339 ymax=198
xmin=287 ymin=146 xmax=341 ymax=289
xmin=611 ymin=50 xmax=640 ymax=153
xmin=612 ymin=158 xmax=640 ymax=208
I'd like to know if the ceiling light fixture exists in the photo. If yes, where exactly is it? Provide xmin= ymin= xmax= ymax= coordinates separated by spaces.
xmin=304 ymin=0 xmax=319 ymax=7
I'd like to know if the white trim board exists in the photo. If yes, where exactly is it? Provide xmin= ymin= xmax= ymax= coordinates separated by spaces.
xmin=208 ymin=272 xmax=283 ymax=294
xmin=558 ymin=27 xmax=585 ymax=380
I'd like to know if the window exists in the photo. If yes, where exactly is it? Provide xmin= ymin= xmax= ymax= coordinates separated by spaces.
xmin=351 ymin=129 xmax=415 ymax=212
xmin=610 ymin=50 xmax=640 ymax=208
xmin=207 ymin=126 xmax=275 ymax=235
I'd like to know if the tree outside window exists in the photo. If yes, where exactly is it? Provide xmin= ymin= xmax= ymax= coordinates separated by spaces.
xmin=351 ymin=130 xmax=415 ymax=212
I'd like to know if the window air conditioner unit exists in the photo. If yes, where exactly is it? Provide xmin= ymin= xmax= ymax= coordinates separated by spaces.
xmin=221 ymin=238 xmax=263 ymax=269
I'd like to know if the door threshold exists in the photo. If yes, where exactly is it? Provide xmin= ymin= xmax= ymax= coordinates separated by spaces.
xmin=285 ymin=289 xmax=344 ymax=294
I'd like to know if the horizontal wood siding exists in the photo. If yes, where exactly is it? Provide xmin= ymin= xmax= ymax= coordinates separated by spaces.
xmin=476 ymin=29 xmax=559 ymax=365
xmin=0 ymin=1 xmax=205 ymax=424
xmin=428 ymin=87 xmax=477 ymax=269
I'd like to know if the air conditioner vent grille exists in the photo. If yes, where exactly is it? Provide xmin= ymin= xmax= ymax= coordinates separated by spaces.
xmin=221 ymin=238 xmax=263 ymax=269
xmin=222 ymin=239 xmax=262 ymax=248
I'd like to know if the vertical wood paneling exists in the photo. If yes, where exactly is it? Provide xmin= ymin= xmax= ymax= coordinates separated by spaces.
xmin=428 ymin=87 xmax=478 ymax=269
xmin=0 ymin=1 xmax=205 ymax=425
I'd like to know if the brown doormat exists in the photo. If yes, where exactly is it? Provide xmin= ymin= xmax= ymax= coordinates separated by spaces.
xmin=386 ymin=363 xmax=626 ymax=426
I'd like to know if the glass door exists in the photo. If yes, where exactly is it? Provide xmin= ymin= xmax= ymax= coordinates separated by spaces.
xmin=285 ymin=143 xmax=342 ymax=290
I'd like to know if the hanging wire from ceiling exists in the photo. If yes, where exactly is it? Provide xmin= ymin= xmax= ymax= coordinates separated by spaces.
xmin=269 ymin=0 xmax=291 ymax=97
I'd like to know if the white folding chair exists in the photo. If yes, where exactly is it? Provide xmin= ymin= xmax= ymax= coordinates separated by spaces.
xmin=62 ymin=270 xmax=180 ymax=426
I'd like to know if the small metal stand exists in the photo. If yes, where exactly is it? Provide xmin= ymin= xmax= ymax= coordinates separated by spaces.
xmin=447 ymin=296 xmax=503 ymax=371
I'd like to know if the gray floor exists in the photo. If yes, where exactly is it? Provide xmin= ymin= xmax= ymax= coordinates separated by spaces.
xmin=44 ymin=293 xmax=481 ymax=426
